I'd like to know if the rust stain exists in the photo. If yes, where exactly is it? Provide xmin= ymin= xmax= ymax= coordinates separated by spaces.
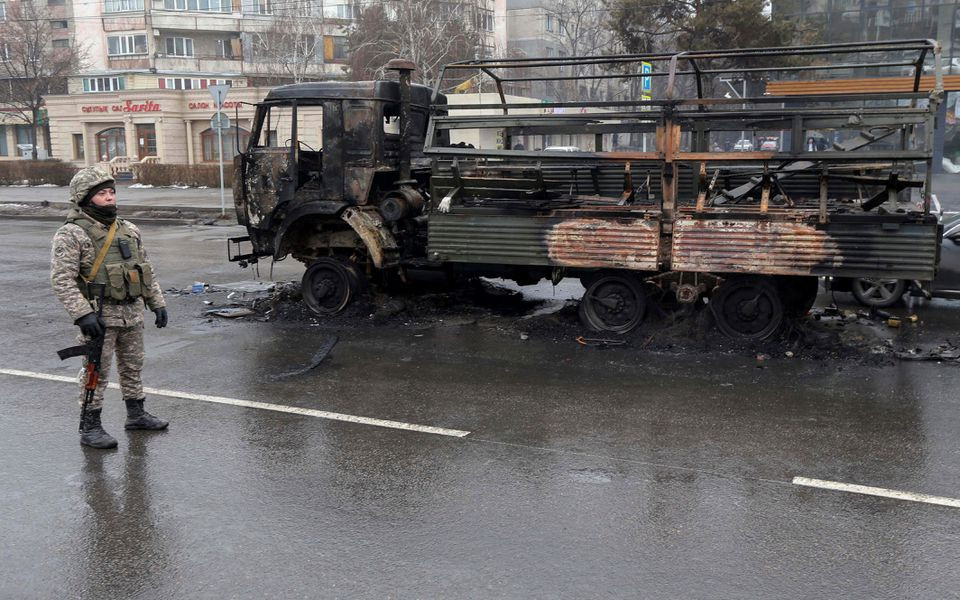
xmin=671 ymin=219 xmax=838 ymax=275
xmin=547 ymin=218 xmax=660 ymax=270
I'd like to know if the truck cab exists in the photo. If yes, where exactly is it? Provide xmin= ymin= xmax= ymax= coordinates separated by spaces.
xmin=233 ymin=76 xmax=444 ymax=259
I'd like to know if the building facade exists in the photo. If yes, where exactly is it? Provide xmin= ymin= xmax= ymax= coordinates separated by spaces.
xmin=5 ymin=0 xmax=504 ymax=165
xmin=773 ymin=0 xmax=960 ymax=70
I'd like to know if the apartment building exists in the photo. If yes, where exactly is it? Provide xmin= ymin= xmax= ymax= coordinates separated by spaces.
xmin=21 ymin=0 xmax=503 ymax=165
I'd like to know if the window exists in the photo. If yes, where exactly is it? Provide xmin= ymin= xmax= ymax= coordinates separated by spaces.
xmin=476 ymin=8 xmax=493 ymax=32
xmin=15 ymin=124 xmax=32 ymax=145
xmin=51 ymin=20 xmax=68 ymax=28
xmin=164 ymin=0 xmax=229 ymax=12
xmin=545 ymin=13 xmax=553 ymax=32
xmin=52 ymin=39 xmax=69 ymax=48
xmin=158 ymin=77 xmax=231 ymax=89
xmin=83 ymin=76 xmax=125 ymax=92
xmin=216 ymin=38 xmax=233 ymax=58
xmin=201 ymin=127 xmax=249 ymax=162
xmin=0 ymin=126 xmax=7 ymax=156
xmin=104 ymin=0 xmax=143 ymax=12
xmin=0 ymin=42 xmax=9 ymax=61
xmin=164 ymin=37 xmax=194 ymax=57
xmin=96 ymin=127 xmax=126 ymax=161
xmin=72 ymin=133 xmax=84 ymax=160
xmin=160 ymin=77 xmax=198 ymax=89
xmin=325 ymin=3 xmax=359 ymax=19
xmin=325 ymin=35 xmax=347 ymax=60
xmin=136 ymin=124 xmax=156 ymax=159
xmin=0 ymin=3 xmax=6 ymax=20
xmin=248 ymin=0 xmax=269 ymax=14
xmin=107 ymin=34 xmax=147 ymax=56
xmin=47 ymin=0 xmax=65 ymax=5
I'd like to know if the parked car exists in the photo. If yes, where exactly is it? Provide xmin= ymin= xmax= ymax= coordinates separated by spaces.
xmin=733 ymin=139 xmax=754 ymax=151
xmin=836 ymin=214 xmax=960 ymax=306
xmin=759 ymin=138 xmax=779 ymax=151
xmin=542 ymin=146 xmax=581 ymax=152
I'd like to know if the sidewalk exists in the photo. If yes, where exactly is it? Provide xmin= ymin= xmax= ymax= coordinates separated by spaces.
xmin=2 ymin=172 xmax=959 ymax=213
xmin=0 ymin=181 xmax=228 ymax=210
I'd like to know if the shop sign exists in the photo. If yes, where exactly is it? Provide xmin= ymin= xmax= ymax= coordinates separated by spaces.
xmin=188 ymin=101 xmax=240 ymax=110
xmin=81 ymin=100 xmax=161 ymax=114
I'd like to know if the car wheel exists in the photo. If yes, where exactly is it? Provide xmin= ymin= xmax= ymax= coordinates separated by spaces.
xmin=851 ymin=277 xmax=906 ymax=308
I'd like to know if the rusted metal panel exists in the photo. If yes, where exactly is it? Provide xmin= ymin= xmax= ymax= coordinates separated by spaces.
xmin=341 ymin=207 xmax=400 ymax=268
xmin=428 ymin=211 xmax=660 ymax=270
xmin=671 ymin=219 xmax=939 ymax=280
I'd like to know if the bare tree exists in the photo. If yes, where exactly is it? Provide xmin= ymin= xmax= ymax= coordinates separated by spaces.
xmin=541 ymin=0 xmax=619 ymax=102
xmin=347 ymin=0 xmax=483 ymax=89
xmin=0 ymin=0 xmax=86 ymax=159
xmin=249 ymin=0 xmax=331 ymax=84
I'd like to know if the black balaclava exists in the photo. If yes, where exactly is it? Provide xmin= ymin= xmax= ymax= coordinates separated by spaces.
xmin=80 ymin=181 xmax=117 ymax=225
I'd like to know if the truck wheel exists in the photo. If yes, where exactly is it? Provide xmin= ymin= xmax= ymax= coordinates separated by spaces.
xmin=712 ymin=276 xmax=783 ymax=340
xmin=851 ymin=277 xmax=906 ymax=308
xmin=578 ymin=272 xmax=646 ymax=334
xmin=302 ymin=258 xmax=354 ymax=315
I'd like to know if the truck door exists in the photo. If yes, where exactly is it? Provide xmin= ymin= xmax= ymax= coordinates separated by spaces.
xmin=236 ymin=101 xmax=299 ymax=228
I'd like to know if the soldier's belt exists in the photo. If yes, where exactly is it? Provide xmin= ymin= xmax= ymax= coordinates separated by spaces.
xmin=101 ymin=297 xmax=141 ymax=305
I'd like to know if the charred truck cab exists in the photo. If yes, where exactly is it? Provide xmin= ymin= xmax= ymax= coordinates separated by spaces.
xmin=231 ymin=60 xmax=446 ymax=313
xmin=233 ymin=41 xmax=945 ymax=340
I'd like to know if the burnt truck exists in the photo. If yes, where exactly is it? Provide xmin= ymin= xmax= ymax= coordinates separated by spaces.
xmin=230 ymin=41 xmax=945 ymax=340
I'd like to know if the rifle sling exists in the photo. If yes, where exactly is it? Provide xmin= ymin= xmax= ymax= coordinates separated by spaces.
xmin=82 ymin=220 xmax=118 ymax=284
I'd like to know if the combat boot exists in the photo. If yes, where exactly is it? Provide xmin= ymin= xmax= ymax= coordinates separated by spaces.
xmin=124 ymin=398 xmax=169 ymax=430
xmin=80 ymin=408 xmax=118 ymax=449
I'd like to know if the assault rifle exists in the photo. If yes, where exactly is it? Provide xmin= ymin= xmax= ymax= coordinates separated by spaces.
xmin=57 ymin=284 xmax=106 ymax=432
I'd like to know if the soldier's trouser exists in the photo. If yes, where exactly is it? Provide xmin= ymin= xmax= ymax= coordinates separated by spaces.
xmin=77 ymin=324 xmax=144 ymax=411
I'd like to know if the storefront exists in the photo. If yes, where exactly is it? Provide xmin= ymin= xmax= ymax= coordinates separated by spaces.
xmin=44 ymin=87 xmax=273 ymax=166
xmin=0 ymin=109 xmax=44 ymax=160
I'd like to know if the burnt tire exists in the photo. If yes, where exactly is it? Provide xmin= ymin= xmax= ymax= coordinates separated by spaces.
xmin=302 ymin=258 xmax=354 ymax=315
xmin=712 ymin=276 xmax=784 ymax=340
xmin=851 ymin=277 xmax=906 ymax=308
xmin=578 ymin=272 xmax=647 ymax=334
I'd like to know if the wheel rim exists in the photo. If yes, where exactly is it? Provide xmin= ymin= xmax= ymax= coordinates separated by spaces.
xmin=854 ymin=278 xmax=900 ymax=302
xmin=580 ymin=275 xmax=646 ymax=333
xmin=302 ymin=260 xmax=353 ymax=315
xmin=714 ymin=277 xmax=783 ymax=340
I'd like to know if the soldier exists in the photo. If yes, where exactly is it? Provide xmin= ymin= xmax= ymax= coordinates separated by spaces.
xmin=51 ymin=166 xmax=169 ymax=449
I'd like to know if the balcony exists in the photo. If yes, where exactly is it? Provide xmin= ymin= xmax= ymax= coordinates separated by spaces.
xmin=154 ymin=54 xmax=244 ymax=73
xmin=107 ymin=56 xmax=152 ymax=69
xmin=150 ymin=10 xmax=242 ymax=33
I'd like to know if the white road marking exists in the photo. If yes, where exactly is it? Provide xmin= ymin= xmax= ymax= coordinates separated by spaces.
xmin=0 ymin=368 xmax=470 ymax=438
xmin=793 ymin=476 xmax=960 ymax=509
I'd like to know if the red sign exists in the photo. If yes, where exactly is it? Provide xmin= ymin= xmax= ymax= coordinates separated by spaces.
xmin=189 ymin=100 xmax=240 ymax=110
xmin=82 ymin=100 xmax=161 ymax=114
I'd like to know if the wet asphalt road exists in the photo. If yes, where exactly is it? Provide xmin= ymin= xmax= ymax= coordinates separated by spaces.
xmin=2 ymin=219 xmax=960 ymax=599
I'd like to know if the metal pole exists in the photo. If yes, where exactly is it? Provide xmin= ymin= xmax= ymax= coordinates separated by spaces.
xmin=217 ymin=125 xmax=225 ymax=217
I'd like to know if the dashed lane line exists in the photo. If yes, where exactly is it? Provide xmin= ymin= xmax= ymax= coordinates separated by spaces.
xmin=793 ymin=476 xmax=960 ymax=509
xmin=0 ymin=368 xmax=471 ymax=438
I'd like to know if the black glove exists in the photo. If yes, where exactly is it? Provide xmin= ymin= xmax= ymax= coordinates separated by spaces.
xmin=153 ymin=307 xmax=168 ymax=329
xmin=75 ymin=313 xmax=105 ymax=338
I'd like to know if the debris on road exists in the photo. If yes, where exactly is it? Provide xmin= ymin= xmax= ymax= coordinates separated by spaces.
xmin=895 ymin=342 xmax=960 ymax=363
xmin=205 ymin=307 xmax=257 ymax=318
xmin=272 ymin=336 xmax=340 ymax=378
xmin=575 ymin=336 xmax=627 ymax=348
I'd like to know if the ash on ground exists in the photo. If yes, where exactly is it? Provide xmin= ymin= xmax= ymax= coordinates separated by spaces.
xmin=188 ymin=276 xmax=959 ymax=366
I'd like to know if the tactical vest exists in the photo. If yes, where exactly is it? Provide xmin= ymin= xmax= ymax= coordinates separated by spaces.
xmin=66 ymin=209 xmax=154 ymax=301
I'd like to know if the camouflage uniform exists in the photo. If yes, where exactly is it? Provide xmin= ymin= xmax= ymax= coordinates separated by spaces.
xmin=50 ymin=168 xmax=166 ymax=411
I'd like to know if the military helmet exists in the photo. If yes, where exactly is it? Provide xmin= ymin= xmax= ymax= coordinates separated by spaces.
xmin=69 ymin=166 xmax=115 ymax=205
